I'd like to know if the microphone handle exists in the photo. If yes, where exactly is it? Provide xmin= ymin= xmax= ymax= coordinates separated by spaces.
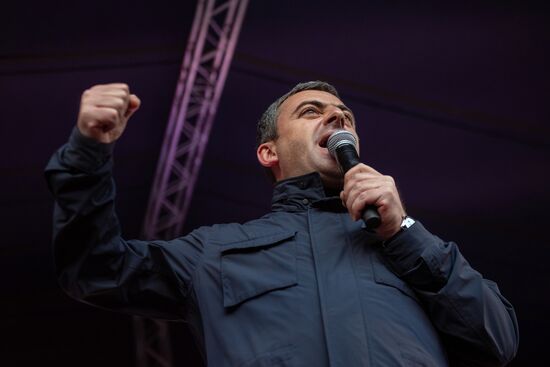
xmin=362 ymin=206 xmax=382 ymax=230
xmin=336 ymin=145 xmax=382 ymax=230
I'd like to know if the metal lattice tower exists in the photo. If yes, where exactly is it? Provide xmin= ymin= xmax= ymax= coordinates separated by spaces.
xmin=134 ymin=0 xmax=249 ymax=366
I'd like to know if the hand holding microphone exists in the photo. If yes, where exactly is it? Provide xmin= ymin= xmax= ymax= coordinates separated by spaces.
xmin=328 ymin=130 xmax=406 ymax=239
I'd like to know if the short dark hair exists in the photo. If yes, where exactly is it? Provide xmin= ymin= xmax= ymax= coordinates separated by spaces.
xmin=256 ymin=81 xmax=340 ymax=148
xmin=256 ymin=81 xmax=341 ymax=182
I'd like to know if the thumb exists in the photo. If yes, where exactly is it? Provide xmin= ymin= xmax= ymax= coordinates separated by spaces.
xmin=124 ymin=94 xmax=141 ymax=119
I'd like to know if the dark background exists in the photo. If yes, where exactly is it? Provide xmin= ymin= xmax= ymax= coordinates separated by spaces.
xmin=2 ymin=1 xmax=549 ymax=366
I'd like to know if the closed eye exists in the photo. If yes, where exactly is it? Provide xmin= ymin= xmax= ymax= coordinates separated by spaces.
xmin=300 ymin=107 xmax=319 ymax=116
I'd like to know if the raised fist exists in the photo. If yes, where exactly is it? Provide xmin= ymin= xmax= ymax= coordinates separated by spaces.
xmin=77 ymin=83 xmax=141 ymax=144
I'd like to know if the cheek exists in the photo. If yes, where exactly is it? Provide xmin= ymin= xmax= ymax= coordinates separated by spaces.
xmin=284 ymin=140 xmax=308 ymax=157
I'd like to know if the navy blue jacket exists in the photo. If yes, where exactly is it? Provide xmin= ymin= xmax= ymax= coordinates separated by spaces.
xmin=45 ymin=129 xmax=519 ymax=366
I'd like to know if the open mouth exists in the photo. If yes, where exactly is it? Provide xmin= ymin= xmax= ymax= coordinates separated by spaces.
xmin=318 ymin=130 xmax=337 ymax=150
xmin=319 ymin=135 xmax=329 ymax=148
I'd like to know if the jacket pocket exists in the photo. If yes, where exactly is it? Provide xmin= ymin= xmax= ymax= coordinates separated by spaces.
xmin=221 ymin=231 xmax=298 ymax=308
xmin=370 ymin=252 xmax=420 ymax=302
xmin=240 ymin=344 xmax=295 ymax=367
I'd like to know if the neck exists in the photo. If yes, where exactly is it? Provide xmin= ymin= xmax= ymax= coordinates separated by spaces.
xmin=323 ymin=186 xmax=341 ymax=197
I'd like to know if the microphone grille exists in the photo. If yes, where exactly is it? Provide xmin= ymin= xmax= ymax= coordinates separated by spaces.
xmin=327 ymin=130 xmax=358 ymax=158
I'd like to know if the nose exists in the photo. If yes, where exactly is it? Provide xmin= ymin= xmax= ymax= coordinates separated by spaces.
xmin=324 ymin=107 xmax=346 ymax=128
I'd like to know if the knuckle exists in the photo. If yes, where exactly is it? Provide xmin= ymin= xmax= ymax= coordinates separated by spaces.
xmin=80 ymin=104 xmax=91 ymax=114
xmin=358 ymin=191 xmax=370 ymax=203
xmin=344 ymin=170 xmax=353 ymax=181
xmin=114 ymin=98 xmax=125 ymax=109
xmin=351 ymin=200 xmax=362 ymax=214
xmin=347 ymin=189 xmax=358 ymax=203
xmin=344 ymin=195 xmax=353 ymax=206
xmin=381 ymin=185 xmax=392 ymax=195
xmin=119 ymin=83 xmax=130 ymax=92
xmin=107 ymin=109 xmax=119 ymax=122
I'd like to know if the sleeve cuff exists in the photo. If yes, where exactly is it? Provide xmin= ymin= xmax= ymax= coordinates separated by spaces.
xmin=380 ymin=221 xmax=442 ymax=277
xmin=62 ymin=127 xmax=116 ymax=172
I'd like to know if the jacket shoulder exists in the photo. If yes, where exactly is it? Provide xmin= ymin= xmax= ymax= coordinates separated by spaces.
xmin=194 ymin=213 xmax=286 ymax=245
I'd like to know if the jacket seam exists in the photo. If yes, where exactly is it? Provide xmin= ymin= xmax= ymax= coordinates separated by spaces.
xmin=436 ymin=244 xmax=500 ymax=361
xmin=344 ymin=214 xmax=374 ymax=367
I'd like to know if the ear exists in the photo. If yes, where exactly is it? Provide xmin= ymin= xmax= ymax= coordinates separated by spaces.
xmin=257 ymin=141 xmax=279 ymax=168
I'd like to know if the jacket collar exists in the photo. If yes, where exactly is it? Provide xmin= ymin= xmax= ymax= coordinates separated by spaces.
xmin=271 ymin=172 xmax=346 ymax=212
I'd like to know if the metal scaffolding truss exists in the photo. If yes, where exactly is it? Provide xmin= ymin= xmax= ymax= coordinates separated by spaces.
xmin=134 ymin=0 xmax=249 ymax=366
xmin=144 ymin=0 xmax=249 ymax=240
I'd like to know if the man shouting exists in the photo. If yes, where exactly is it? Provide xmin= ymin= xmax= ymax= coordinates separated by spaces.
xmin=45 ymin=81 xmax=518 ymax=366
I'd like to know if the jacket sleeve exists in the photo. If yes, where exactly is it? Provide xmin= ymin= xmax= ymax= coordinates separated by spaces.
xmin=380 ymin=221 xmax=519 ymax=366
xmin=44 ymin=128 xmax=205 ymax=320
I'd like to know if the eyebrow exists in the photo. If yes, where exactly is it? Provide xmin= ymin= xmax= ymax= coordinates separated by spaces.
xmin=291 ymin=99 xmax=355 ymax=121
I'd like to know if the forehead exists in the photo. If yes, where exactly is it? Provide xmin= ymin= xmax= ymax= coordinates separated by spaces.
xmin=279 ymin=90 xmax=344 ymax=116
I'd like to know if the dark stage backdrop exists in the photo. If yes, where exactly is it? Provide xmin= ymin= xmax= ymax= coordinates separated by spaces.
xmin=2 ymin=1 xmax=549 ymax=366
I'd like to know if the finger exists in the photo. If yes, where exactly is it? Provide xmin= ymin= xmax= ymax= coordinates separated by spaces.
xmin=345 ymin=175 xmax=396 ymax=201
xmin=90 ymin=83 xmax=130 ymax=93
xmin=82 ymin=89 xmax=126 ymax=101
xmin=89 ymin=107 xmax=120 ymax=128
xmin=78 ymin=106 xmax=119 ymax=138
xmin=93 ymin=89 xmax=129 ymax=99
xmin=344 ymin=176 xmax=387 ymax=209
xmin=88 ymin=95 xmax=129 ymax=120
xmin=346 ymin=180 xmax=397 ymax=221
xmin=344 ymin=173 xmax=384 ymax=194
xmin=343 ymin=172 xmax=383 ymax=200
xmin=85 ymin=84 xmax=130 ymax=106
xmin=340 ymin=191 xmax=346 ymax=208
xmin=349 ymin=189 xmax=383 ymax=221
xmin=345 ymin=163 xmax=383 ymax=179
xmin=124 ymin=94 xmax=141 ymax=118
xmin=87 ymin=94 xmax=128 ymax=108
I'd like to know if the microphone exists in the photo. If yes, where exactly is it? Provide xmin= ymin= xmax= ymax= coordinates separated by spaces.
xmin=327 ymin=130 xmax=381 ymax=230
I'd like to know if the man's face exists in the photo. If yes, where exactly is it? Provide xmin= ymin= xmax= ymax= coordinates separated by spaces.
xmin=273 ymin=89 xmax=359 ymax=188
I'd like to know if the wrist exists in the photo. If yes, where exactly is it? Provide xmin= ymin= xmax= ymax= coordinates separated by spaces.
xmin=382 ymin=215 xmax=416 ymax=248
xmin=64 ymin=127 xmax=115 ymax=172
